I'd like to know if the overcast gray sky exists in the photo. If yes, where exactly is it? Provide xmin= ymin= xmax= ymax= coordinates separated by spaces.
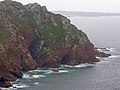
xmin=1 ymin=0 xmax=120 ymax=13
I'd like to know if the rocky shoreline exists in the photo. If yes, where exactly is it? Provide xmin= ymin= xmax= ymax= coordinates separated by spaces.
xmin=95 ymin=48 xmax=111 ymax=57
xmin=0 ymin=47 xmax=111 ymax=88
xmin=0 ymin=0 xmax=111 ymax=88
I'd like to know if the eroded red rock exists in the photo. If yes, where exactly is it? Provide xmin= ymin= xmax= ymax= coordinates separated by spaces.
xmin=0 ymin=0 xmax=108 ymax=88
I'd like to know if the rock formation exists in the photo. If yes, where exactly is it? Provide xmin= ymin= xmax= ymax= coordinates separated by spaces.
xmin=94 ymin=48 xmax=111 ymax=57
xmin=0 ymin=0 xmax=108 ymax=87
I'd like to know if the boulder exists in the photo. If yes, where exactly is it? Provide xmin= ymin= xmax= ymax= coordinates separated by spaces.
xmin=95 ymin=51 xmax=111 ymax=57
xmin=94 ymin=48 xmax=111 ymax=57
xmin=10 ymin=71 xmax=23 ymax=78
xmin=0 ymin=76 xmax=12 ymax=88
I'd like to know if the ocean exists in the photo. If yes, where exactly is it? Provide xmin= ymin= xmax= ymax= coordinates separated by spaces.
xmin=2 ymin=16 xmax=120 ymax=90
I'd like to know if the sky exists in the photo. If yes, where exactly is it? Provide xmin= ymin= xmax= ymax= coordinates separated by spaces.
xmin=1 ymin=0 xmax=120 ymax=13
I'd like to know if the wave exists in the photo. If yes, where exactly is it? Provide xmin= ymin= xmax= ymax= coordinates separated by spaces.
xmin=97 ymin=47 xmax=115 ymax=52
xmin=98 ymin=60 xmax=110 ymax=64
xmin=96 ymin=56 xmax=100 ymax=59
xmin=106 ymin=48 xmax=115 ymax=51
xmin=13 ymin=84 xmax=29 ymax=89
xmin=28 ymin=69 xmax=42 ymax=73
xmin=1 ymin=84 xmax=29 ymax=90
xmin=108 ymin=55 xmax=119 ymax=59
xmin=97 ymin=54 xmax=119 ymax=65
xmin=45 ymin=70 xmax=69 ymax=74
xmin=28 ymin=69 xmax=54 ymax=73
xmin=23 ymin=74 xmax=45 ymax=79
xmin=99 ymin=54 xmax=119 ymax=60
xmin=62 ymin=63 xmax=95 ymax=68
xmin=32 ymin=75 xmax=45 ymax=78
xmin=34 ymin=82 xmax=39 ymax=85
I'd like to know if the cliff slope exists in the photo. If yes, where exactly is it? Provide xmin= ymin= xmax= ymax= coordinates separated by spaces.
xmin=0 ymin=0 xmax=99 ymax=87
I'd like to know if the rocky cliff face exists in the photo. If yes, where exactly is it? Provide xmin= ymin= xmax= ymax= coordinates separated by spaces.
xmin=0 ymin=0 xmax=99 ymax=87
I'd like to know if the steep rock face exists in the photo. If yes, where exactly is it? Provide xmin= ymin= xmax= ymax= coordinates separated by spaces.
xmin=0 ymin=0 xmax=38 ymax=87
xmin=27 ymin=5 xmax=99 ymax=68
xmin=0 ymin=0 xmax=99 ymax=87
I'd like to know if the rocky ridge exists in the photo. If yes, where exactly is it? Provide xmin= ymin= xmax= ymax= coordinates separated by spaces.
xmin=0 ymin=0 xmax=109 ymax=87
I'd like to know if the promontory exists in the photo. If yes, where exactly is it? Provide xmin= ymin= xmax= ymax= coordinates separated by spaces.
xmin=0 ymin=0 xmax=106 ymax=87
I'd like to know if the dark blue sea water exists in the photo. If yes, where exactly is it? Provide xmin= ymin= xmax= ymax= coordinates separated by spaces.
xmin=2 ymin=16 xmax=120 ymax=90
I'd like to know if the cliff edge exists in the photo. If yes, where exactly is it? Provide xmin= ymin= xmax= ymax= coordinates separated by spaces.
xmin=0 ymin=0 xmax=100 ymax=87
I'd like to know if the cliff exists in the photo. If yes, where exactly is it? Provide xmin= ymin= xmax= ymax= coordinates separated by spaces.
xmin=0 ymin=0 xmax=100 ymax=87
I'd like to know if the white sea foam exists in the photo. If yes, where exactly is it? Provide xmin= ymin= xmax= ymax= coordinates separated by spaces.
xmin=28 ymin=68 xmax=69 ymax=75
xmin=108 ymin=55 xmax=119 ymax=59
xmin=96 ymin=56 xmax=100 ymax=59
xmin=1 ymin=84 xmax=29 ymax=90
xmin=45 ymin=70 xmax=68 ymax=74
xmin=52 ymin=70 xmax=68 ymax=74
xmin=97 ymin=47 xmax=115 ymax=52
xmin=23 ymin=74 xmax=30 ymax=78
xmin=12 ymin=84 xmax=29 ymax=89
xmin=97 ymin=48 xmax=103 ymax=52
xmin=97 ymin=54 xmax=119 ymax=64
xmin=32 ymin=75 xmax=45 ymax=78
xmin=98 ymin=60 xmax=109 ymax=64
xmin=44 ymin=70 xmax=53 ymax=74
xmin=28 ymin=69 xmax=52 ymax=74
xmin=23 ymin=74 xmax=45 ymax=79
xmin=74 ymin=64 xmax=95 ymax=68
xmin=34 ymin=82 xmax=39 ymax=85
xmin=62 ymin=63 xmax=95 ymax=68
xmin=106 ymin=47 xmax=116 ymax=52
xmin=28 ymin=69 xmax=42 ymax=73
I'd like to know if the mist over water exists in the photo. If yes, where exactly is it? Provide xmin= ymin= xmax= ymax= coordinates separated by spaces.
xmin=3 ymin=16 xmax=120 ymax=90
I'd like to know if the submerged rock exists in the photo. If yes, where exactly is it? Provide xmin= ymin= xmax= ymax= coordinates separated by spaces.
xmin=95 ymin=51 xmax=111 ymax=57
xmin=94 ymin=48 xmax=111 ymax=57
